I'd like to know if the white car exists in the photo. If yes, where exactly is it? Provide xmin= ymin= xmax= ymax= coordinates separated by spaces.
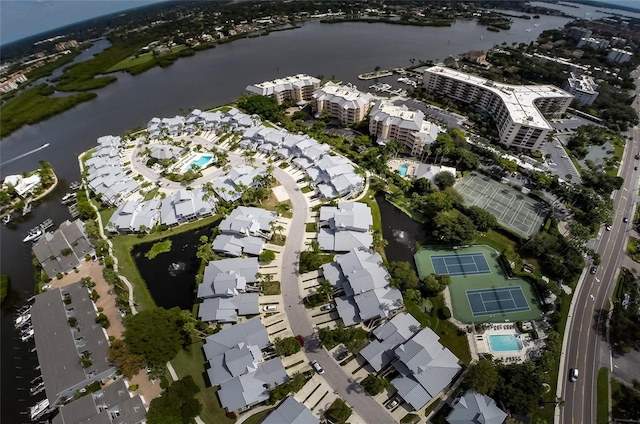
xmin=42 ymin=284 xmax=52 ymax=290
xmin=606 ymin=225 xmax=612 ymax=231
xmin=569 ymin=368 xmax=579 ymax=382
xmin=311 ymin=360 xmax=324 ymax=374
xmin=263 ymin=304 xmax=278 ymax=312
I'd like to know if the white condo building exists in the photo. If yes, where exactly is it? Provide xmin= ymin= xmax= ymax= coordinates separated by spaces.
xmin=369 ymin=100 xmax=440 ymax=156
xmin=245 ymin=74 xmax=321 ymax=105
xmin=423 ymin=66 xmax=573 ymax=150
xmin=312 ymin=82 xmax=374 ymax=124
xmin=607 ymin=48 xmax=633 ymax=64
xmin=563 ymin=72 xmax=599 ymax=105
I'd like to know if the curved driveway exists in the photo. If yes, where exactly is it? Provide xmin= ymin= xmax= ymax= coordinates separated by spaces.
xmin=273 ymin=166 xmax=395 ymax=424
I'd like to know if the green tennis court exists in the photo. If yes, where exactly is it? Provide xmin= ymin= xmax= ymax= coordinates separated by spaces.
xmin=414 ymin=245 xmax=543 ymax=323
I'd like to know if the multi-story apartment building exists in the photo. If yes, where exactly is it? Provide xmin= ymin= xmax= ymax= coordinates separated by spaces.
xmin=312 ymin=82 xmax=374 ymax=124
xmin=369 ymin=100 xmax=440 ymax=156
xmin=607 ymin=47 xmax=633 ymax=64
xmin=568 ymin=26 xmax=592 ymax=41
xmin=563 ymin=72 xmax=599 ymax=105
xmin=423 ymin=66 xmax=573 ymax=150
xmin=245 ymin=74 xmax=320 ymax=105
xmin=577 ymin=37 xmax=610 ymax=50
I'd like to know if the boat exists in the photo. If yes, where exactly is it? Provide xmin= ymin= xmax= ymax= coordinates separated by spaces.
xmin=69 ymin=181 xmax=82 ymax=190
xmin=61 ymin=193 xmax=76 ymax=204
xmin=23 ymin=228 xmax=43 ymax=243
xmin=21 ymin=328 xmax=34 ymax=342
xmin=15 ymin=313 xmax=31 ymax=329
xmin=2 ymin=215 xmax=11 ymax=225
xmin=30 ymin=375 xmax=42 ymax=385
xmin=29 ymin=398 xmax=49 ymax=421
xmin=30 ymin=381 xmax=45 ymax=394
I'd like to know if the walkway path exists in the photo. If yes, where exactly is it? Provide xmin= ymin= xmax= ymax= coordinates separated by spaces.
xmin=274 ymin=165 xmax=395 ymax=424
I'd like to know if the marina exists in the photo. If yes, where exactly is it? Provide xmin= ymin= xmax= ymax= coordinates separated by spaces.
xmin=29 ymin=398 xmax=49 ymax=421
xmin=61 ymin=192 xmax=76 ymax=205
xmin=22 ymin=219 xmax=54 ymax=243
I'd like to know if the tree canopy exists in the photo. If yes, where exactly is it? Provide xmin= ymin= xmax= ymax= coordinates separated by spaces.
xmin=123 ymin=307 xmax=191 ymax=367
xmin=237 ymin=94 xmax=280 ymax=121
xmin=274 ymin=336 xmax=301 ymax=357
xmin=388 ymin=261 xmax=419 ymax=291
xmin=462 ymin=358 xmax=499 ymax=395
xmin=147 ymin=376 xmax=202 ymax=424
xmin=493 ymin=362 xmax=544 ymax=415
xmin=466 ymin=206 xmax=498 ymax=232
xmin=433 ymin=171 xmax=456 ymax=190
xmin=433 ymin=212 xmax=477 ymax=245
xmin=423 ymin=273 xmax=451 ymax=295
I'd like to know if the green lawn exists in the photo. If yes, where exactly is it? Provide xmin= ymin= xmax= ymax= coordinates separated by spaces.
xmin=109 ymin=214 xmax=222 ymax=311
xmin=263 ymin=281 xmax=281 ymax=295
xmin=358 ymin=189 xmax=382 ymax=231
xmin=597 ymin=368 xmax=609 ymax=424
xmin=170 ymin=342 xmax=235 ymax=424
xmin=305 ymin=222 xmax=318 ymax=232
xmin=242 ymin=408 xmax=274 ymax=424
xmin=106 ymin=45 xmax=188 ymax=72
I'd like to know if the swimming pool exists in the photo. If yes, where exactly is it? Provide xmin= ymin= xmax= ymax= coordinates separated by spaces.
xmin=488 ymin=334 xmax=523 ymax=352
xmin=189 ymin=155 xmax=213 ymax=170
xmin=397 ymin=164 xmax=409 ymax=177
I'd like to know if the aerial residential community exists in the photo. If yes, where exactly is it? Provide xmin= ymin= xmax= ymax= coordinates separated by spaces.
xmin=3 ymin=1 xmax=640 ymax=424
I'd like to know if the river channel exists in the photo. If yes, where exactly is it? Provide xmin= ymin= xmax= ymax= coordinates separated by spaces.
xmin=1 ymin=13 xmax=579 ymax=424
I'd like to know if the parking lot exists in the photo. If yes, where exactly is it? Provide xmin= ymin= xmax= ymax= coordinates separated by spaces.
xmin=539 ymin=138 xmax=582 ymax=183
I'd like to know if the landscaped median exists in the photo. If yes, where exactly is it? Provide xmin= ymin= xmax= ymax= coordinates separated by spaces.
xmin=597 ymin=367 xmax=609 ymax=424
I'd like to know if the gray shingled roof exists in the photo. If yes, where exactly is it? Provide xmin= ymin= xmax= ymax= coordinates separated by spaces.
xmin=360 ymin=313 xmax=421 ymax=371
xmin=197 ymin=257 xmax=259 ymax=298
xmin=202 ymin=317 xmax=270 ymax=360
xmin=446 ymin=390 xmax=507 ymax=424
xmin=217 ymin=358 xmax=288 ymax=411
xmin=32 ymin=219 xmax=94 ymax=279
xmin=198 ymin=294 xmax=259 ymax=323
xmin=262 ymin=397 xmax=319 ymax=424
xmin=31 ymin=283 xmax=115 ymax=405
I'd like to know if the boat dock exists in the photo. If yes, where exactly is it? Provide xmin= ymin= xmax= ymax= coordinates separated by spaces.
xmin=40 ymin=219 xmax=54 ymax=232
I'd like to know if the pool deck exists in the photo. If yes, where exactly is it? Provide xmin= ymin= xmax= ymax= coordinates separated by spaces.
xmin=472 ymin=324 xmax=544 ymax=364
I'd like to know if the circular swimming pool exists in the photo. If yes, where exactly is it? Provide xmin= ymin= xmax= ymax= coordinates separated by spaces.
xmin=488 ymin=334 xmax=523 ymax=352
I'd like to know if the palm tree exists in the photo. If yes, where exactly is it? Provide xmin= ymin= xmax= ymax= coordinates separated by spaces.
xmin=317 ymin=280 xmax=334 ymax=301
xmin=242 ymin=150 xmax=256 ymax=166
xmin=271 ymin=223 xmax=285 ymax=241
xmin=372 ymin=230 xmax=388 ymax=252
xmin=276 ymin=202 xmax=291 ymax=217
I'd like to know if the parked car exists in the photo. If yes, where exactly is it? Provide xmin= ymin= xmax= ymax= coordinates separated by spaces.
xmin=623 ymin=217 xmax=630 ymax=223
xmin=42 ymin=284 xmax=52 ymax=290
xmin=295 ymin=335 xmax=305 ymax=347
xmin=386 ymin=398 xmax=399 ymax=409
xmin=311 ymin=360 xmax=324 ymax=374
xmin=320 ymin=303 xmax=335 ymax=311
xmin=569 ymin=368 xmax=579 ymax=382
xmin=337 ymin=350 xmax=349 ymax=361
xmin=606 ymin=225 xmax=612 ymax=231
xmin=590 ymin=267 xmax=597 ymax=275
xmin=263 ymin=304 xmax=278 ymax=312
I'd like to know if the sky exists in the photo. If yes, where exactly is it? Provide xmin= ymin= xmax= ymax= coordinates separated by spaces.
xmin=0 ymin=0 xmax=167 ymax=45
xmin=1 ymin=0 xmax=640 ymax=46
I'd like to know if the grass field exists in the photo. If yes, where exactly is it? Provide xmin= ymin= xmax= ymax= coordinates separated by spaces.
xmin=242 ymin=408 xmax=274 ymax=424
xmin=170 ymin=341 xmax=235 ymax=424
xmin=597 ymin=368 xmax=609 ymax=424
xmin=145 ymin=240 xmax=172 ymax=260
xmin=106 ymin=45 xmax=189 ymax=72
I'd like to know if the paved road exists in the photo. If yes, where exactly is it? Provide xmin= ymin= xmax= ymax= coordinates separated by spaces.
xmin=274 ymin=166 xmax=395 ymax=424
xmin=559 ymin=113 xmax=640 ymax=423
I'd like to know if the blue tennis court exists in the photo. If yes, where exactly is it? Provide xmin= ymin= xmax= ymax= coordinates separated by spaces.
xmin=430 ymin=253 xmax=491 ymax=277
xmin=466 ymin=286 xmax=530 ymax=317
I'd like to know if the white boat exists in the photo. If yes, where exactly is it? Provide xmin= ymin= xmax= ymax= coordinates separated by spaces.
xmin=23 ymin=228 xmax=42 ymax=243
xmin=61 ymin=193 xmax=76 ymax=204
xmin=69 ymin=181 xmax=82 ymax=190
xmin=21 ymin=328 xmax=34 ymax=342
xmin=29 ymin=398 xmax=49 ymax=420
xmin=2 ymin=215 xmax=11 ymax=225
xmin=15 ymin=313 xmax=31 ymax=329
xmin=30 ymin=381 xmax=45 ymax=394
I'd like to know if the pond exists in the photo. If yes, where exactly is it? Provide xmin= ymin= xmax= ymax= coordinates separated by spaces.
xmin=376 ymin=193 xmax=427 ymax=268
xmin=131 ymin=222 xmax=219 ymax=310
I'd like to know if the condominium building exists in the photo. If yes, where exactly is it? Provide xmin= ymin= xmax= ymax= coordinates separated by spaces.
xmin=563 ymin=72 xmax=599 ymax=105
xmin=423 ymin=66 xmax=573 ymax=150
xmin=568 ymin=26 xmax=592 ymax=41
xmin=312 ymin=82 xmax=374 ymax=124
xmin=369 ymin=100 xmax=440 ymax=156
xmin=607 ymin=47 xmax=633 ymax=64
xmin=245 ymin=74 xmax=320 ymax=105
xmin=577 ymin=37 xmax=609 ymax=50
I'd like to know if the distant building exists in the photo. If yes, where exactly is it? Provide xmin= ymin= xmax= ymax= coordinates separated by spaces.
xmin=312 ymin=82 xmax=374 ymax=124
xmin=197 ymin=257 xmax=259 ymax=299
xmin=213 ymin=165 xmax=267 ymax=203
xmin=32 ymin=220 xmax=95 ymax=278
xmin=369 ymin=100 xmax=440 ymax=157
xmin=568 ymin=26 xmax=592 ymax=41
xmin=31 ymin=283 xmax=117 ymax=407
xmin=607 ymin=47 xmax=633 ymax=64
xmin=2 ymin=172 xmax=41 ymax=197
xmin=462 ymin=50 xmax=487 ymax=65
xmin=577 ymin=37 xmax=609 ymax=50
xmin=446 ymin=390 xmax=507 ymax=424
xmin=212 ymin=206 xmax=277 ymax=257
xmin=54 ymin=40 xmax=78 ymax=51
xmin=52 ymin=379 xmax=147 ymax=424
xmin=0 ymin=73 xmax=27 ymax=93
xmin=564 ymin=72 xmax=599 ymax=105
xmin=160 ymin=188 xmax=217 ymax=226
xmin=423 ymin=66 xmax=572 ymax=150
xmin=246 ymin=74 xmax=321 ymax=105
xmin=107 ymin=199 xmax=161 ymax=233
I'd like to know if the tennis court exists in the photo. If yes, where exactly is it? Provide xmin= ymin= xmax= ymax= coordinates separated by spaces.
xmin=466 ymin=286 xmax=530 ymax=317
xmin=414 ymin=245 xmax=543 ymax=323
xmin=431 ymin=253 xmax=491 ymax=277
xmin=456 ymin=173 xmax=547 ymax=238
